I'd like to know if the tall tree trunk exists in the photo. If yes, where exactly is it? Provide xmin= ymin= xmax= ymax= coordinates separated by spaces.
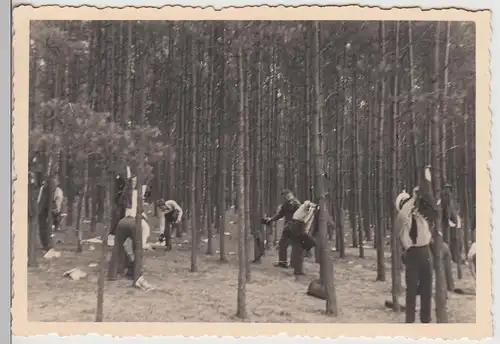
xmin=96 ymin=168 xmax=111 ymax=322
xmin=390 ymin=21 xmax=402 ymax=311
xmin=375 ymin=21 xmax=387 ymax=282
xmin=431 ymin=21 xmax=449 ymax=323
xmin=408 ymin=21 xmax=421 ymax=185
xmin=313 ymin=21 xmax=338 ymax=316
xmin=75 ymin=166 xmax=88 ymax=253
xmin=217 ymin=24 xmax=228 ymax=262
xmin=236 ymin=31 xmax=247 ymax=319
xmin=190 ymin=35 xmax=199 ymax=273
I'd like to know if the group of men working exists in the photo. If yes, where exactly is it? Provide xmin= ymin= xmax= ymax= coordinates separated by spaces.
xmin=395 ymin=166 xmax=477 ymax=323
xmin=107 ymin=166 xmax=184 ymax=281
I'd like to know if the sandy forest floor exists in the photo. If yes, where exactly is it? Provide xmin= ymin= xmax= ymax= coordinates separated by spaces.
xmin=28 ymin=206 xmax=476 ymax=323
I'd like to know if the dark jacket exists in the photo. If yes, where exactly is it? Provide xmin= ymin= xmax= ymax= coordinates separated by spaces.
xmin=270 ymin=198 xmax=301 ymax=224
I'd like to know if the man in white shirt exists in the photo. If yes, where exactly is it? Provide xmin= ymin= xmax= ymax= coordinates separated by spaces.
xmin=124 ymin=176 xmax=151 ymax=249
xmin=396 ymin=186 xmax=433 ymax=323
xmin=52 ymin=180 xmax=64 ymax=231
xmin=155 ymin=199 xmax=183 ymax=250
xmin=288 ymin=200 xmax=318 ymax=275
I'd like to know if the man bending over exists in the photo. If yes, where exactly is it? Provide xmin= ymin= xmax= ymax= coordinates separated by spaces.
xmin=155 ymin=199 xmax=183 ymax=251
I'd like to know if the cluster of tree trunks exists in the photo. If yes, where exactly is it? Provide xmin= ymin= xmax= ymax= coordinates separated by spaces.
xmin=28 ymin=20 xmax=475 ymax=322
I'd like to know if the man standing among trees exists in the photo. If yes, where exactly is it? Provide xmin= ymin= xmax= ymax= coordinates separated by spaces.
xmin=263 ymin=189 xmax=301 ymax=268
xmin=289 ymin=200 xmax=318 ymax=275
xmin=396 ymin=186 xmax=434 ymax=323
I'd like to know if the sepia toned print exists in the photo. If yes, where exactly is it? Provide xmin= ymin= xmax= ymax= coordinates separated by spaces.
xmin=12 ymin=5 xmax=491 ymax=339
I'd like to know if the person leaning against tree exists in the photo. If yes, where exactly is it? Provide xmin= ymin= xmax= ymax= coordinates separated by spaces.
xmin=396 ymin=186 xmax=433 ymax=324
xmin=263 ymin=189 xmax=301 ymax=268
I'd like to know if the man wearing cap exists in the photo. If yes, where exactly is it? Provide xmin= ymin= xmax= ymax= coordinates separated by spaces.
xmin=155 ymin=199 xmax=183 ymax=250
xmin=396 ymin=186 xmax=433 ymax=323
xmin=264 ymin=189 xmax=302 ymax=268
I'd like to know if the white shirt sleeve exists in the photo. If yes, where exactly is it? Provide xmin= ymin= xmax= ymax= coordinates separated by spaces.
xmin=166 ymin=200 xmax=183 ymax=222
xmin=54 ymin=187 xmax=64 ymax=212
xmin=158 ymin=209 xmax=166 ymax=234
xmin=397 ymin=198 xmax=416 ymax=251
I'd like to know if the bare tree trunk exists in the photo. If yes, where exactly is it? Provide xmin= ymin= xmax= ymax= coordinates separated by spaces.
xmin=76 ymin=166 xmax=88 ymax=253
xmin=390 ymin=21 xmax=402 ymax=311
xmin=431 ymin=21 xmax=449 ymax=324
xmin=217 ymin=24 xmax=228 ymax=262
xmin=408 ymin=21 xmax=421 ymax=185
xmin=96 ymin=168 xmax=111 ymax=322
xmin=236 ymin=31 xmax=247 ymax=319
xmin=313 ymin=21 xmax=338 ymax=316
xmin=28 ymin=168 xmax=39 ymax=267
xmin=376 ymin=21 xmax=387 ymax=282
xmin=190 ymin=35 xmax=199 ymax=273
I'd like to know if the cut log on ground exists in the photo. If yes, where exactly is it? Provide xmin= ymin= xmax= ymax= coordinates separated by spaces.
xmin=306 ymin=279 xmax=327 ymax=300
xmin=384 ymin=300 xmax=406 ymax=312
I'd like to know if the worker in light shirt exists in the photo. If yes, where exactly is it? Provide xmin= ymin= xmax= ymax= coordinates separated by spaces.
xmin=124 ymin=176 xmax=151 ymax=250
xmin=155 ymin=199 xmax=184 ymax=251
xmin=288 ymin=200 xmax=318 ymax=275
xmin=395 ymin=186 xmax=433 ymax=324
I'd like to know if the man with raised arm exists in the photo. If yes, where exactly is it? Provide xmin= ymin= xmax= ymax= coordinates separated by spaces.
xmin=396 ymin=186 xmax=433 ymax=323
xmin=263 ymin=189 xmax=301 ymax=268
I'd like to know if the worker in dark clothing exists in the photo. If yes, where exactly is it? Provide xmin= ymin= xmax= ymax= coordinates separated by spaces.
xmin=108 ymin=213 xmax=152 ymax=280
xmin=264 ymin=189 xmax=301 ymax=268
xmin=396 ymin=186 xmax=433 ymax=323
xmin=108 ymin=217 xmax=139 ymax=280
xmin=252 ymin=223 xmax=266 ymax=264
xmin=38 ymin=176 xmax=57 ymax=253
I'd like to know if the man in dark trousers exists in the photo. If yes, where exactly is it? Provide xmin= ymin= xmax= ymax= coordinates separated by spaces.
xmin=107 ymin=216 xmax=155 ymax=290
xmin=289 ymin=200 xmax=318 ymax=275
xmin=264 ymin=189 xmax=301 ymax=268
xmin=252 ymin=221 xmax=266 ymax=264
xmin=397 ymin=186 xmax=434 ymax=323
xmin=37 ymin=176 xmax=57 ymax=253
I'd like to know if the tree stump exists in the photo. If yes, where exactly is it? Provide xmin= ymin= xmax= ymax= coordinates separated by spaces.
xmin=306 ymin=279 xmax=327 ymax=300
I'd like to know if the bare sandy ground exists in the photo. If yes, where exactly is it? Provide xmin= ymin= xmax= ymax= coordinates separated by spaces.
xmin=27 ymin=220 xmax=476 ymax=323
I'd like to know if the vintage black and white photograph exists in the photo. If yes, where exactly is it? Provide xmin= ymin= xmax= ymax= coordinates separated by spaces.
xmin=15 ymin=6 xmax=489 ymax=330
